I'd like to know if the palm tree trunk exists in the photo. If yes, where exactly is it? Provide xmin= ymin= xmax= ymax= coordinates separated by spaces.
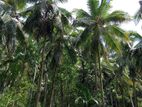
xmin=110 ymin=91 xmax=114 ymax=107
xmin=49 ymin=69 xmax=56 ymax=107
xmin=43 ymin=73 xmax=48 ymax=107
xmin=121 ymin=88 xmax=125 ymax=107
xmin=60 ymin=80 xmax=64 ymax=107
xmin=66 ymin=82 xmax=70 ymax=107
xmin=98 ymin=45 xmax=105 ymax=107
xmin=94 ymin=64 xmax=98 ymax=91
xmin=50 ymin=79 xmax=55 ymax=107
xmin=35 ymin=45 xmax=45 ymax=107
xmin=130 ymin=95 xmax=135 ymax=107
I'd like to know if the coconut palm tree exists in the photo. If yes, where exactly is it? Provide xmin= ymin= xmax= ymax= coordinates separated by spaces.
xmin=20 ymin=0 xmax=77 ymax=106
xmin=73 ymin=0 xmax=130 ymax=106
xmin=113 ymin=32 xmax=142 ymax=107
xmin=1 ymin=0 xmax=73 ymax=106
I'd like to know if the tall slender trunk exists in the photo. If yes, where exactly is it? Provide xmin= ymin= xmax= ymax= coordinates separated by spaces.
xmin=66 ymin=81 xmax=70 ymax=107
xmin=94 ymin=63 xmax=98 ymax=91
xmin=60 ymin=80 xmax=64 ymax=107
xmin=121 ymin=88 xmax=125 ymax=107
xmin=49 ymin=69 xmax=56 ymax=107
xmin=130 ymin=95 xmax=135 ymax=107
xmin=35 ymin=44 xmax=45 ymax=107
xmin=50 ymin=79 xmax=55 ymax=107
xmin=98 ymin=45 xmax=105 ymax=107
xmin=110 ymin=91 xmax=114 ymax=107
xmin=43 ymin=73 xmax=48 ymax=107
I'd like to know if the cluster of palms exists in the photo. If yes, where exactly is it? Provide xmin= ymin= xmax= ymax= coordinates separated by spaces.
xmin=0 ymin=0 xmax=141 ymax=107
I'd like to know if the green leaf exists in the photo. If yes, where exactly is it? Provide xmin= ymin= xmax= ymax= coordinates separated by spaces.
xmin=59 ymin=7 xmax=71 ymax=18
xmin=98 ymin=0 xmax=110 ymax=16
xmin=123 ymin=75 xmax=133 ymax=86
xmin=134 ymin=40 xmax=142 ymax=49
xmin=87 ymin=0 xmax=99 ymax=17
xmin=64 ymin=43 xmax=77 ymax=64
xmin=103 ymin=30 xmax=122 ymax=53
xmin=73 ymin=9 xmax=90 ymax=19
xmin=15 ymin=0 xmax=26 ymax=10
xmin=76 ymin=27 xmax=91 ymax=47
xmin=129 ymin=31 xmax=142 ymax=40
xmin=61 ymin=14 xmax=69 ymax=26
xmin=106 ymin=25 xmax=129 ymax=41
xmin=16 ymin=26 xmax=26 ymax=45
xmin=4 ymin=0 xmax=26 ymax=10
xmin=105 ymin=10 xmax=130 ymax=23
xmin=134 ymin=9 xmax=142 ymax=24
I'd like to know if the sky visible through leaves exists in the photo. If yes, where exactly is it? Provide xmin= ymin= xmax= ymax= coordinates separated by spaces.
xmin=58 ymin=0 xmax=142 ymax=34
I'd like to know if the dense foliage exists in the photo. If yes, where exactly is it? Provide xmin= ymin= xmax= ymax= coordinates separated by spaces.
xmin=0 ymin=0 xmax=142 ymax=107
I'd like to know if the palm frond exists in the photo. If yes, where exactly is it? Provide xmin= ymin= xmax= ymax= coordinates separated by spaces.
xmin=59 ymin=7 xmax=71 ymax=26
xmin=98 ymin=0 xmax=110 ymax=16
xmin=128 ymin=31 xmax=142 ymax=40
xmin=87 ymin=0 xmax=99 ymax=17
xmin=73 ymin=9 xmax=90 ymax=19
xmin=59 ymin=7 xmax=71 ymax=18
xmin=64 ymin=43 xmax=77 ymax=64
xmin=16 ymin=0 xmax=26 ymax=10
xmin=3 ymin=0 xmax=26 ymax=10
xmin=73 ymin=18 xmax=91 ymax=27
xmin=105 ymin=10 xmax=130 ymax=23
xmin=76 ymin=27 xmax=92 ymax=47
xmin=23 ymin=5 xmax=41 ymax=34
xmin=105 ymin=25 xmax=129 ymax=42
xmin=134 ymin=40 xmax=142 ymax=49
xmin=60 ymin=14 xmax=69 ymax=26
xmin=134 ymin=1 xmax=142 ymax=24
xmin=19 ymin=4 xmax=35 ymax=16
xmin=134 ymin=9 xmax=142 ymax=25
xmin=103 ymin=31 xmax=122 ymax=53
xmin=100 ymin=41 xmax=109 ymax=60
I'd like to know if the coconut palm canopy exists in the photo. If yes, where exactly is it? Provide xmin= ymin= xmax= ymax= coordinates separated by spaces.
xmin=0 ymin=0 xmax=141 ymax=107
